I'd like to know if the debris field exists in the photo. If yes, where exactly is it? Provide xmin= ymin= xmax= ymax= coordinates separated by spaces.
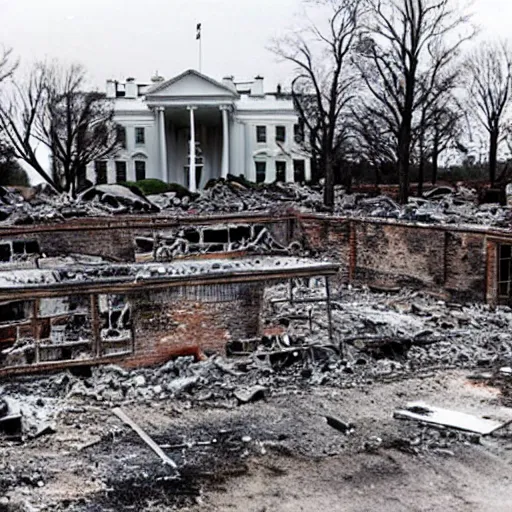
xmin=1 ymin=180 xmax=511 ymax=228
xmin=1 ymin=282 xmax=512 ymax=511
xmin=1 ymin=178 xmax=512 ymax=511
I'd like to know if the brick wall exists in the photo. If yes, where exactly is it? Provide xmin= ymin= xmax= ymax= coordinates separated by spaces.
xmin=298 ymin=216 xmax=352 ymax=281
xmin=0 ymin=215 xmax=294 ymax=263
xmin=298 ymin=215 xmax=512 ymax=303
xmin=354 ymin=223 xmax=445 ymax=289
xmin=128 ymin=283 xmax=263 ymax=366
xmin=445 ymin=232 xmax=486 ymax=302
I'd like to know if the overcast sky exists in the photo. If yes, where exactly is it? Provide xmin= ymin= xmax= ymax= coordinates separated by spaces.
xmin=1 ymin=0 xmax=508 ymax=92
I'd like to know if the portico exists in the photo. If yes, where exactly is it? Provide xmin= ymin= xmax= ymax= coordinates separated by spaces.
xmin=146 ymin=70 xmax=237 ymax=191
xmin=89 ymin=69 xmax=311 ymax=188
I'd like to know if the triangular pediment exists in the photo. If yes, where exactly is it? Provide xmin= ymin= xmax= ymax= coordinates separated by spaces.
xmin=145 ymin=69 xmax=238 ymax=98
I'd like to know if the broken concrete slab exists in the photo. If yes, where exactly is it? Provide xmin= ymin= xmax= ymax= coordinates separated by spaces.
xmin=394 ymin=402 xmax=508 ymax=435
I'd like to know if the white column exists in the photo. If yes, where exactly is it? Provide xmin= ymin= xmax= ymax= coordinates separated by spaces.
xmin=305 ymin=158 xmax=312 ymax=182
xmin=188 ymin=106 xmax=197 ymax=192
xmin=158 ymin=107 xmax=168 ymax=183
xmin=220 ymin=105 xmax=230 ymax=179
xmin=286 ymin=159 xmax=294 ymax=183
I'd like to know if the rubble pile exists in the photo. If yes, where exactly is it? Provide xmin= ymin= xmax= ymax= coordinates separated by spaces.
xmin=265 ymin=283 xmax=512 ymax=383
xmin=1 ymin=181 xmax=511 ymax=227
xmin=1 ymin=184 xmax=162 ymax=225
xmin=2 ymin=280 xmax=512 ymax=509
xmin=3 ymin=284 xmax=511 ymax=409
xmin=152 ymin=181 xmax=512 ymax=227
xmin=341 ymin=186 xmax=512 ymax=227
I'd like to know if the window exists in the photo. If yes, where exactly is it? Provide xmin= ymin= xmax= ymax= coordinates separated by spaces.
xmin=276 ymin=126 xmax=286 ymax=143
xmin=499 ymin=244 xmax=512 ymax=298
xmin=117 ymin=126 xmax=127 ymax=149
xmin=275 ymin=161 xmax=286 ymax=182
xmin=115 ymin=161 xmax=127 ymax=183
xmin=294 ymin=123 xmax=304 ymax=143
xmin=135 ymin=161 xmax=146 ymax=181
xmin=255 ymin=161 xmax=266 ymax=184
xmin=256 ymin=126 xmax=267 ymax=143
xmin=95 ymin=161 xmax=107 ymax=185
xmin=135 ymin=127 xmax=145 ymax=145
xmin=293 ymin=160 xmax=305 ymax=182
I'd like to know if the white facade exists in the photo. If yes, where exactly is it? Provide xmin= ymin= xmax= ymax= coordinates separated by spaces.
xmin=86 ymin=70 xmax=311 ymax=191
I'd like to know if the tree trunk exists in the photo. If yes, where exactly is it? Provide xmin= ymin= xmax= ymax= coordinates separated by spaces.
xmin=489 ymin=128 xmax=499 ymax=186
xmin=398 ymin=127 xmax=411 ymax=204
xmin=323 ymin=154 xmax=335 ymax=209
xmin=418 ymin=128 xmax=425 ymax=197
xmin=397 ymin=72 xmax=416 ymax=205
xmin=418 ymin=154 xmax=425 ymax=197
xmin=432 ymin=133 xmax=439 ymax=185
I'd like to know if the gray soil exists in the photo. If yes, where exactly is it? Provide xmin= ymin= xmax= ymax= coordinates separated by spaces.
xmin=1 ymin=369 xmax=512 ymax=511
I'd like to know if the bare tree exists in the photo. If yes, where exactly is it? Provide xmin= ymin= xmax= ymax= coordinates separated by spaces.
xmin=427 ymin=101 xmax=461 ymax=185
xmin=350 ymin=101 xmax=397 ymax=185
xmin=271 ymin=0 xmax=363 ymax=208
xmin=37 ymin=64 xmax=121 ymax=196
xmin=0 ymin=62 xmax=121 ymax=196
xmin=357 ymin=0 xmax=473 ymax=203
xmin=0 ymin=65 xmax=58 ymax=189
xmin=464 ymin=40 xmax=512 ymax=186
xmin=413 ymin=69 xmax=461 ymax=194
xmin=0 ymin=46 xmax=17 ymax=84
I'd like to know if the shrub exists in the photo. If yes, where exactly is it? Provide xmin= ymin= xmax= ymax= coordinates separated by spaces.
xmin=117 ymin=179 xmax=196 ymax=198
xmin=118 ymin=179 xmax=170 ymax=195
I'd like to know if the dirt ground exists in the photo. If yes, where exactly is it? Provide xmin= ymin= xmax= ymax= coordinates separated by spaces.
xmin=1 ymin=369 xmax=512 ymax=511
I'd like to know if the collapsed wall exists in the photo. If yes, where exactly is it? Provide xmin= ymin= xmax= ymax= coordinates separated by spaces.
xmin=298 ymin=214 xmax=508 ymax=305
xmin=0 ymin=215 xmax=296 ymax=263
xmin=0 ymin=211 xmax=510 ymax=305
xmin=0 ymin=258 xmax=337 ymax=375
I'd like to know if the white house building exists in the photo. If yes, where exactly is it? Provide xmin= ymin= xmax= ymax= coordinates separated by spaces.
xmin=86 ymin=69 xmax=311 ymax=192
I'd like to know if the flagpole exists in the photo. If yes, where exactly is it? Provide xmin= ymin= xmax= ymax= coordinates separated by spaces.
xmin=199 ymin=35 xmax=202 ymax=72
xmin=197 ymin=23 xmax=202 ymax=72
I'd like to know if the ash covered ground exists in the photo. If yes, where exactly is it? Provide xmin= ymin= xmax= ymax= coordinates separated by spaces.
xmin=1 ymin=283 xmax=512 ymax=511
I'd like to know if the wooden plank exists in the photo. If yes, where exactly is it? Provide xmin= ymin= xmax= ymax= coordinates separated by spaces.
xmin=112 ymin=408 xmax=178 ymax=470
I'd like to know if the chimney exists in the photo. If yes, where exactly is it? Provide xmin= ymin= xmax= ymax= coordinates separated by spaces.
xmin=106 ymin=79 xmax=116 ymax=99
xmin=222 ymin=76 xmax=236 ymax=91
xmin=125 ymin=77 xmax=137 ymax=99
xmin=251 ymin=76 xmax=264 ymax=97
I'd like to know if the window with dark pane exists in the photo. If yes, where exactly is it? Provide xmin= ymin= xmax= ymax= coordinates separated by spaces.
xmin=275 ymin=161 xmax=286 ymax=182
xmin=135 ymin=127 xmax=145 ymax=145
xmin=256 ymin=126 xmax=267 ymax=143
xmin=498 ymin=244 xmax=512 ymax=298
xmin=135 ymin=161 xmax=146 ymax=181
xmin=116 ymin=161 xmax=127 ymax=183
xmin=95 ymin=161 xmax=107 ymax=184
xmin=255 ymin=161 xmax=266 ymax=184
xmin=293 ymin=160 xmax=305 ymax=182
xmin=117 ymin=126 xmax=127 ymax=148
xmin=294 ymin=123 xmax=304 ymax=143
xmin=276 ymin=126 xmax=286 ymax=143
